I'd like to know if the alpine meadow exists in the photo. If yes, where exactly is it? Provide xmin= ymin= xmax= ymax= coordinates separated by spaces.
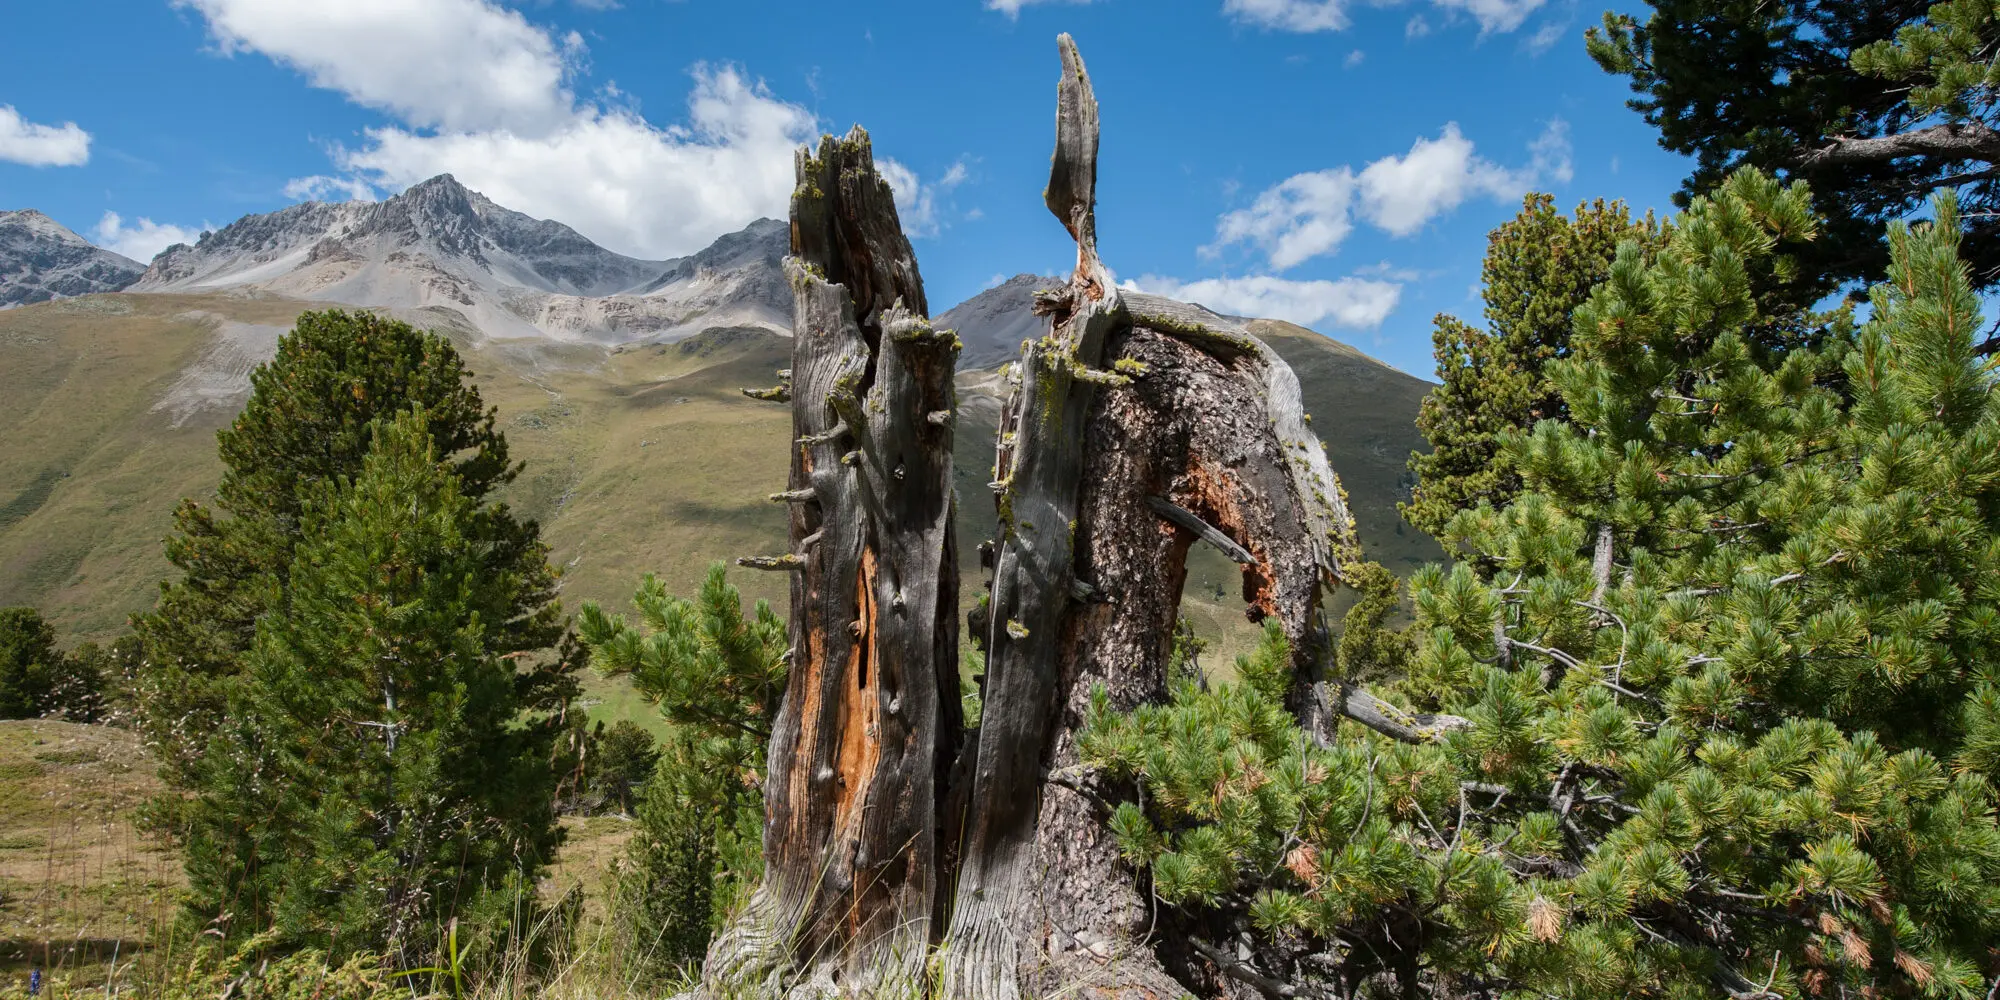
xmin=6 ymin=1 xmax=2000 ymax=998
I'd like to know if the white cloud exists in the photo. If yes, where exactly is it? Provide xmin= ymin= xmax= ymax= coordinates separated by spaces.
xmin=1211 ymin=119 xmax=1572 ymax=268
xmin=175 ymin=0 xmax=576 ymax=134
xmin=1228 ymin=0 xmax=1546 ymax=35
xmin=1518 ymin=17 xmax=1568 ymax=55
xmin=284 ymin=174 xmax=378 ymax=202
xmin=1126 ymin=274 xmax=1403 ymax=330
xmin=94 ymin=212 xmax=203 ymax=263
xmin=333 ymin=65 xmax=816 ymax=259
xmin=1354 ymin=260 xmax=1422 ymax=282
xmin=1356 ymin=123 xmax=1528 ymax=236
xmin=1432 ymin=0 xmax=1546 ymax=33
xmin=1528 ymin=118 xmax=1574 ymax=184
xmin=178 ymin=0 xmax=829 ymax=261
xmin=1225 ymin=0 xmax=1349 ymax=32
xmin=1213 ymin=169 xmax=1358 ymax=270
xmin=0 ymin=106 xmax=91 ymax=167
xmin=986 ymin=0 xmax=1090 ymax=15
xmin=1344 ymin=49 xmax=1366 ymax=68
xmin=878 ymin=158 xmax=970 ymax=239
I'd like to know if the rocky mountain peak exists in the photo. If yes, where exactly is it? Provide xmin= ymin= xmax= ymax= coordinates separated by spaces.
xmin=118 ymin=177 xmax=799 ymax=342
xmin=2 ymin=209 xmax=80 ymax=243
xmin=1 ymin=209 xmax=146 ymax=307
xmin=936 ymin=273 xmax=1066 ymax=369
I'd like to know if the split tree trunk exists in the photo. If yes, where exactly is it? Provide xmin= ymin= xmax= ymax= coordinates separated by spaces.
xmin=706 ymin=34 xmax=1445 ymax=1000
xmin=707 ymin=127 xmax=962 ymax=998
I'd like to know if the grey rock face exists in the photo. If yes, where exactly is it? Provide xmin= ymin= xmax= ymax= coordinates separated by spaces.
xmin=132 ymin=174 xmax=795 ymax=343
xmin=0 ymin=209 xmax=146 ymax=307
xmin=137 ymin=174 xmax=666 ymax=298
xmin=935 ymin=273 xmax=1064 ymax=370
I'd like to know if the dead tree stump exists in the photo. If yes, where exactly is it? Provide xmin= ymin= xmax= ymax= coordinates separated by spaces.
xmin=705 ymin=34 xmax=1454 ymax=1000
xmin=707 ymin=126 xmax=962 ymax=999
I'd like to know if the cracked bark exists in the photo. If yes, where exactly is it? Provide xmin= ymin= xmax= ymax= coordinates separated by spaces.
xmin=941 ymin=36 xmax=1376 ymax=1000
xmin=702 ymin=34 xmax=1442 ymax=1000
xmin=705 ymin=126 xmax=960 ymax=999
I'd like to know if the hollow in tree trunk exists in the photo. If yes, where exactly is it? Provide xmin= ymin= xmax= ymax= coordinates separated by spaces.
xmin=703 ymin=33 xmax=1441 ymax=1000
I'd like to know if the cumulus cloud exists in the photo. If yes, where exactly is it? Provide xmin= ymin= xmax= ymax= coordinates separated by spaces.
xmin=332 ymin=65 xmax=816 ymax=259
xmin=878 ymin=158 xmax=970 ymax=238
xmin=1432 ymin=0 xmax=1546 ymax=33
xmin=1125 ymin=274 xmax=1402 ymax=330
xmin=284 ymin=174 xmax=379 ymax=202
xmin=94 ymin=212 xmax=203 ymax=263
xmin=175 ymin=0 xmax=576 ymax=134
xmin=1226 ymin=0 xmax=1547 ymax=34
xmin=985 ymin=0 xmax=1090 ymax=16
xmin=0 ymin=106 xmax=91 ymax=167
xmin=1355 ymin=123 xmax=1528 ymax=235
xmin=1224 ymin=0 xmax=1349 ymax=32
xmin=1213 ymin=170 xmax=1359 ymax=271
xmin=177 ymin=0 xmax=849 ymax=260
xmin=1210 ymin=119 xmax=1571 ymax=268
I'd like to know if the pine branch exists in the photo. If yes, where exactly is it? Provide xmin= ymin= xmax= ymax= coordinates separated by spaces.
xmin=1334 ymin=680 xmax=1471 ymax=744
xmin=1799 ymin=121 xmax=2000 ymax=170
xmin=1145 ymin=496 xmax=1254 ymax=564
xmin=1188 ymin=937 xmax=1328 ymax=1000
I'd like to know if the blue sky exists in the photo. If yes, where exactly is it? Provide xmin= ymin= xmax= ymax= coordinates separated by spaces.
xmin=0 ymin=0 xmax=1691 ymax=376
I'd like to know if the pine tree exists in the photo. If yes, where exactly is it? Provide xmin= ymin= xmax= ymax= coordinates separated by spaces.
xmin=581 ymin=564 xmax=784 ymax=980
xmin=588 ymin=720 xmax=662 ymax=815
xmin=1590 ymin=0 xmax=2000 ymax=294
xmin=1086 ymin=175 xmax=2000 ymax=998
xmin=0 ymin=607 xmax=60 ymax=719
xmin=178 ymin=408 xmax=566 ymax=962
xmin=135 ymin=309 xmax=564 ymax=787
xmin=1403 ymin=195 xmax=1662 ymax=541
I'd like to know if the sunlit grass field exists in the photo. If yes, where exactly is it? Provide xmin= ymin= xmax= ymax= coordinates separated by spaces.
xmin=0 ymin=292 xmax=1435 ymax=726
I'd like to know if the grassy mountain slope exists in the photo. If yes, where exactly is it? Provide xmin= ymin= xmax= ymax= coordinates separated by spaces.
xmin=0 ymin=293 xmax=1436 ymax=715
xmin=0 ymin=292 xmax=795 ymax=728
xmin=1249 ymin=319 xmax=1441 ymax=575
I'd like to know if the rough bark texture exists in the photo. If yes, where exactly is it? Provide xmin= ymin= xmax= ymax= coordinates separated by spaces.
xmin=941 ymin=36 xmax=1369 ymax=1000
xmin=705 ymin=126 xmax=961 ymax=999
xmin=704 ymin=35 xmax=1440 ymax=1000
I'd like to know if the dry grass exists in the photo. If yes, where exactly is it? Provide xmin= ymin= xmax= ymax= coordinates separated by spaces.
xmin=0 ymin=721 xmax=178 ymax=990
xmin=0 ymin=723 xmax=669 ymax=998
xmin=0 ymin=294 xmax=1435 ymax=725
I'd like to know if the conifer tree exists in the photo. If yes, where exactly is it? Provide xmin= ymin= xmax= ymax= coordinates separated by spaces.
xmin=178 ymin=408 xmax=566 ymax=961
xmin=1086 ymin=175 xmax=2000 ymax=998
xmin=581 ymin=564 xmax=784 ymax=980
xmin=588 ymin=720 xmax=662 ymax=815
xmin=136 ymin=309 xmax=567 ymax=786
xmin=1591 ymin=0 xmax=2000 ymax=293
xmin=1403 ymin=195 xmax=1662 ymax=541
xmin=0 ymin=607 xmax=59 ymax=719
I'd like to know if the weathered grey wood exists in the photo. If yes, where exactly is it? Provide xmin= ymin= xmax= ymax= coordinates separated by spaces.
xmin=935 ymin=32 xmax=1375 ymax=1000
xmin=703 ymin=125 xmax=958 ymax=999
xmin=940 ymin=33 xmax=1145 ymax=1000
xmin=1337 ymin=680 xmax=1470 ymax=744
xmin=1146 ymin=496 xmax=1256 ymax=564
xmin=704 ymin=36 xmax=1449 ymax=1000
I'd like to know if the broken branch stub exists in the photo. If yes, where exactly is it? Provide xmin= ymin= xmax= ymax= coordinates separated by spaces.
xmin=704 ymin=125 xmax=960 ymax=998
xmin=941 ymin=34 xmax=1455 ymax=1000
xmin=701 ymin=35 xmax=1455 ymax=1000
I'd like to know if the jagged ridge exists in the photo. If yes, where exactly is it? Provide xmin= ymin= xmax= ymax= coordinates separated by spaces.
xmin=132 ymin=175 xmax=791 ymax=343
xmin=0 ymin=210 xmax=146 ymax=308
